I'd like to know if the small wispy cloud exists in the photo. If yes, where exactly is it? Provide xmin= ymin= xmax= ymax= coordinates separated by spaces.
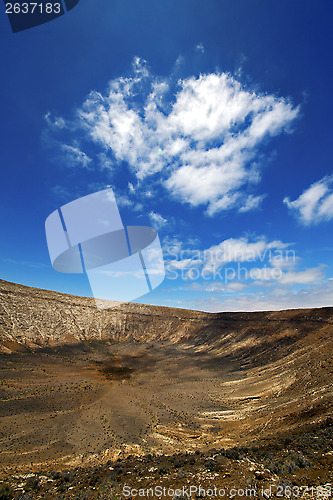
xmin=61 ymin=144 xmax=92 ymax=169
xmin=238 ymin=194 xmax=265 ymax=213
xmin=44 ymin=112 xmax=66 ymax=130
xmin=195 ymin=43 xmax=205 ymax=54
xmin=114 ymin=193 xmax=143 ymax=212
xmin=2 ymin=258 xmax=48 ymax=269
xmin=284 ymin=175 xmax=333 ymax=225
xmin=149 ymin=211 xmax=168 ymax=229
xmin=51 ymin=185 xmax=73 ymax=201
xmin=128 ymin=182 xmax=135 ymax=193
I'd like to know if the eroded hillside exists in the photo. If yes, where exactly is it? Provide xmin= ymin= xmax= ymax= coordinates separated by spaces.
xmin=0 ymin=279 xmax=208 ymax=350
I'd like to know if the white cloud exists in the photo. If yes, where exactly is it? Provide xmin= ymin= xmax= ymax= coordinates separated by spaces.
xmin=115 ymin=193 xmax=143 ymax=212
xmin=98 ymin=152 xmax=114 ymax=171
xmin=239 ymin=194 xmax=265 ymax=213
xmin=269 ymin=253 xmax=298 ymax=270
xmin=61 ymin=144 xmax=92 ymax=169
xmin=248 ymin=265 xmax=324 ymax=285
xmin=284 ymin=175 xmax=333 ymax=224
xmin=195 ymin=43 xmax=205 ymax=53
xmin=53 ymin=58 xmax=299 ymax=215
xmin=167 ymin=258 xmax=203 ymax=271
xmin=198 ymin=281 xmax=247 ymax=292
xmin=162 ymin=236 xmax=326 ymax=293
xmin=44 ymin=112 xmax=66 ymax=130
xmin=51 ymin=185 xmax=73 ymax=201
xmin=149 ymin=211 xmax=168 ymax=229
xmin=162 ymin=236 xmax=183 ymax=257
xmin=201 ymin=237 xmax=288 ymax=276
xmin=194 ymin=279 xmax=333 ymax=312
xmin=278 ymin=267 xmax=324 ymax=285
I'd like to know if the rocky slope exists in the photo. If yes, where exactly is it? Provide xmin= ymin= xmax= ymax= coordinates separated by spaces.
xmin=0 ymin=279 xmax=208 ymax=351
xmin=1 ymin=278 xmax=333 ymax=353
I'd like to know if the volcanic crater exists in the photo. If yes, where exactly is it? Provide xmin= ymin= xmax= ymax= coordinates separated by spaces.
xmin=0 ymin=279 xmax=332 ymax=476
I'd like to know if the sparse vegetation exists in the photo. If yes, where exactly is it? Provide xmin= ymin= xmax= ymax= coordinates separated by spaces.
xmin=0 ymin=418 xmax=332 ymax=498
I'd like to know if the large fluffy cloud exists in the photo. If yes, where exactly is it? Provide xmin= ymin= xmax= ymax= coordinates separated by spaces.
xmin=48 ymin=58 xmax=299 ymax=215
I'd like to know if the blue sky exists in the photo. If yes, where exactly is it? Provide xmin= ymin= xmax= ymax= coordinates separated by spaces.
xmin=1 ymin=0 xmax=333 ymax=311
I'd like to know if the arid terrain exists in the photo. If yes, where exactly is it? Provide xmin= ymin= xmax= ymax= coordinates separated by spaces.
xmin=0 ymin=279 xmax=332 ymax=498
